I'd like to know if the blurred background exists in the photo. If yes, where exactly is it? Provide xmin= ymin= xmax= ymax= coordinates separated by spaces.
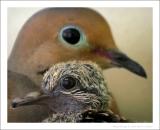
xmin=8 ymin=8 xmax=152 ymax=122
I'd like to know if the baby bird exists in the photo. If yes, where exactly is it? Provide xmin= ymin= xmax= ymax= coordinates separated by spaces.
xmin=12 ymin=61 xmax=123 ymax=122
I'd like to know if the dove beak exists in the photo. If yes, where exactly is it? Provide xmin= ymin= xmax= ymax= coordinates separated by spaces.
xmin=94 ymin=49 xmax=147 ymax=78
xmin=11 ymin=93 xmax=49 ymax=108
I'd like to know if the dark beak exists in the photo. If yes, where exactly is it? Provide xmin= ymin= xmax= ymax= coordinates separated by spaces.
xmin=11 ymin=92 xmax=49 ymax=108
xmin=95 ymin=49 xmax=147 ymax=78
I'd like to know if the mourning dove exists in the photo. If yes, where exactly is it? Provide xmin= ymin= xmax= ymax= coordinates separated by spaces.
xmin=8 ymin=8 xmax=146 ymax=122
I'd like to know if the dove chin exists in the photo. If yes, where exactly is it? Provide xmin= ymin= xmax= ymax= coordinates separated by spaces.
xmin=94 ymin=48 xmax=147 ymax=78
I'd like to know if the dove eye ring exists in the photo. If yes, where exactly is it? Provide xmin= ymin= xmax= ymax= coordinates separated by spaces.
xmin=60 ymin=76 xmax=77 ymax=90
xmin=59 ymin=25 xmax=88 ymax=48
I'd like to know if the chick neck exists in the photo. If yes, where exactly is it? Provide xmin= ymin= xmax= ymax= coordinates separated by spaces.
xmin=43 ymin=112 xmax=82 ymax=122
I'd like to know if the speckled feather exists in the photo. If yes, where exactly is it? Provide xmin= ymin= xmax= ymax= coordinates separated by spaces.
xmin=11 ymin=60 xmax=129 ymax=122
xmin=41 ymin=61 xmax=111 ymax=122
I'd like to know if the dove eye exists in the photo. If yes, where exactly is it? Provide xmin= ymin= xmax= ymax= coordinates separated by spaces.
xmin=62 ymin=28 xmax=80 ymax=44
xmin=60 ymin=76 xmax=76 ymax=90
xmin=59 ymin=25 xmax=88 ymax=48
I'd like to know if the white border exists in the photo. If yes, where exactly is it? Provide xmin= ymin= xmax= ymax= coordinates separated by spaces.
xmin=1 ymin=1 xmax=159 ymax=130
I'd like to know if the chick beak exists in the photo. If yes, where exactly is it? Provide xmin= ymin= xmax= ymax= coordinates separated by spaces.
xmin=11 ymin=92 xmax=49 ymax=108
xmin=94 ymin=49 xmax=147 ymax=78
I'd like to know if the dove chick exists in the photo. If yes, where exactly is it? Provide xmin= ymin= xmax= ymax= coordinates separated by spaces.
xmin=12 ymin=61 xmax=111 ymax=122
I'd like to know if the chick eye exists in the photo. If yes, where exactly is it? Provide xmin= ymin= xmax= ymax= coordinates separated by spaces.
xmin=60 ymin=76 xmax=76 ymax=89
xmin=59 ymin=25 xmax=88 ymax=48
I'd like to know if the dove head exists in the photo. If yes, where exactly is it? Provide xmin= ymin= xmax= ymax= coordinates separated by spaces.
xmin=12 ymin=61 xmax=109 ymax=114
xmin=8 ymin=8 xmax=147 ymax=86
